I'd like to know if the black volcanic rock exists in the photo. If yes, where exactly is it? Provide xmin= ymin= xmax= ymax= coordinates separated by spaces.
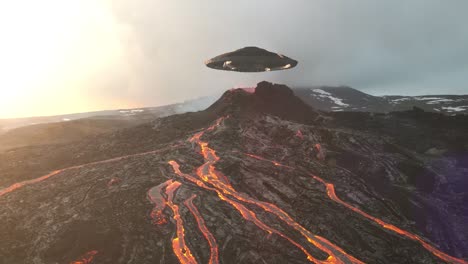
xmin=207 ymin=81 xmax=320 ymax=124
xmin=1 ymin=83 xmax=468 ymax=264
xmin=294 ymin=86 xmax=468 ymax=115
xmin=2 ymin=86 xmax=466 ymax=137
xmin=254 ymin=81 xmax=319 ymax=123
xmin=255 ymin=81 xmax=294 ymax=97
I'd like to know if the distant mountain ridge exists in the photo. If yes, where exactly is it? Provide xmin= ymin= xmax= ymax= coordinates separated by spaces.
xmin=0 ymin=96 xmax=216 ymax=132
xmin=295 ymin=86 xmax=468 ymax=114
xmin=1 ymin=81 xmax=467 ymax=263
xmin=1 ymin=86 xmax=466 ymax=133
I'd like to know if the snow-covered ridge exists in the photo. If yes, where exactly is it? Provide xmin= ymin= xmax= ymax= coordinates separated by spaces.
xmin=441 ymin=106 xmax=468 ymax=112
xmin=414 ymin=97 xmax=446 ymax=101
xmin=311 ymin=89 xmax=349 ymax=107
xmin=390 ymin=98 xmax=411 ymax=103
xmin=426 ymin=99 xmax=454 ymax=104
xmin=391 ymin=97 xmax=455 ymax=104
xmin=389 ymin=96 xmax=466 ymax=109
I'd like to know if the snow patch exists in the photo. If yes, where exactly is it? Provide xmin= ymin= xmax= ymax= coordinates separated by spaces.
xmin=391 ymin=97 xmax=410 ymax=103
xmin=426 ymin=99 xmax=454 ymax=104
xmin=414 ymin=97 xmax=445 ymax=101
xmin=311 ymin=89 xmax=349 ymax=107
xmin=391 ymin=97 xmax=456 ymax=105
xmin=441 ymin=106 xmax=468 ymax=112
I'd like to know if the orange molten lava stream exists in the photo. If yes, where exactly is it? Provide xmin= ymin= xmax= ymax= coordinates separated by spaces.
xmin=0 ymin=144 xmax=182 ymax=198
xmin=245 ymin=151 xmax=467 ymax=264
xmin=171 ymin=117 xmax=363 ymax=264
xmin=70 ymin=250 xmax=98 ymax=264
xmin=311 ymin=175 xmax=468 ymax=264
xmin=148 ymin=179 xmax=175 ymax=225
xmin=0 ymin=144 xmax=181 ymax=197
xmin=168 ymin=160 xmax=319 ymax=263
xmin=184 ymin=195 xmax=219 ymax=264
xmin=216 ymin=191 xmax=321 ymax=263
xmin=245 ymin=153 xmax=294 ymax=169
xmin=165 ymin=181 xmax=198 ymax=264
xmin=0 ymin=170 xmax=63 ymax=197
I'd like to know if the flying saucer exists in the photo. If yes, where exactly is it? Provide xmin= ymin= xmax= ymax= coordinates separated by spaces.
xmin=205 ymin=46 xmax=298 ymax=72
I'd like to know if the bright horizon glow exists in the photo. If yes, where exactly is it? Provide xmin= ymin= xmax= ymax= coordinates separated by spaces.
xmin=0 ymin=0 xmax=129 ymax=119
xmin=1 ymin=1 xmax=467 ymax=118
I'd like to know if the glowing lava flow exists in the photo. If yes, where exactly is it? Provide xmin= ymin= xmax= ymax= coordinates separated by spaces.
xmin=0 ymin=170 xmax=63 ymax=197
xmin=165 ymin=181 xmax=198 ymax=264
xmin=148 ymin=179 xmax=175 ymax=225
xmin=70 ymin=250 xmax=98 ymax=264
xmin=0 ymin=144 xmax=181 ymax=198
xmin=189 ymin=117 xmax=232 ymax=188
xmin=170 ymin=117 xmax=363 ymax=264
xmin=245 ymin=153 xmax=293 ymax=169
xmin=168 ymin=160 xmax=319 ymax=263
xmin=311 ymin=175 xmax=468 ymax=264
xmin=245 ymin=152 xmax=468 ymax=264
xmin=184 ymin=195 xmax=219 ymax=264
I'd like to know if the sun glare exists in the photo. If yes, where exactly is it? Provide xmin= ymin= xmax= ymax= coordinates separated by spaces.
xmin=0 ymin=0 xmax=125 ymax=118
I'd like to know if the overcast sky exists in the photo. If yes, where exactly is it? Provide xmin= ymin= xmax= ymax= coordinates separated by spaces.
xmin=1 ymin=0 xmax=467 ymax=118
